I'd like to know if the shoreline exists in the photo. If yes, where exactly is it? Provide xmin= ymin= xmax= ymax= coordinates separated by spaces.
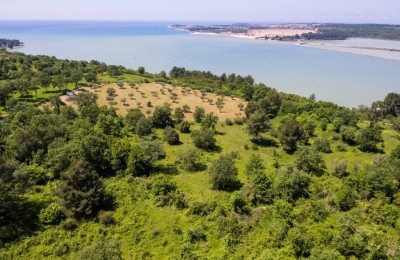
xmin=176 ymin=28 xmax=400 ymax=62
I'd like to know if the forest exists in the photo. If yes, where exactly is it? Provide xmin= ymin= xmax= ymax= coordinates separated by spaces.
xmin=1 ymin=49 xmax=400 ymax=259
xmin=301 ymin=24 xmax=400 ymax=41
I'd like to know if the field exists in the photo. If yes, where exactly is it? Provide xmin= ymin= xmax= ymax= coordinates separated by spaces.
xmin=61 ymin=82 xmax=247 ymax=120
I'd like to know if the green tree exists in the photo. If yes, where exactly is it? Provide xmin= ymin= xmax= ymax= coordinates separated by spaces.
xmin=174 ymin=107 xmax=185 ymax=124
xmin=56 ymin=160 xmax=105 ymax=219
xmin=209 ymin=153 xmax=240 ymax=191
xmin=75 ymin=92 xmax=98 ymax=110
xmin=177 ymin=149 xmax=204 ymax=172
xmin=191 ymin=128 xmax=216 ymax=150
xmin=247 ymin=110 xmax=270 ymax=139
xmin=179 ymin=120 xmax=191 ymax=133
xmin=216 ymin=97 xmax=225 ymax=112
xmin=70 ymin=70 xmax=83 ymax=87
xmin=125 ymin=108 xmax=145 ymax=131
xmin=201 ymin=113 xmax=219 ymax=130
xmin=152 ymin=104 xmax=174 ymax=128
xmin=245 ymin=155 xmax=272 ymax=204
xmin=126 ymin=140 xmax=165 ymax=176
xmin=278 ymin=119 xmax=308 ymax=153
xmin=193 ymin=106 xmax=205 ymax=123
xmin=135 ymin=117 xmax=153 ymax=137
xmin=163 ymin=126 xmax=180 ymax=145
xmin=357 ymin=126 xmax=383 ymax=152
xmin=295 ymin=147 xmax=326 ymax=176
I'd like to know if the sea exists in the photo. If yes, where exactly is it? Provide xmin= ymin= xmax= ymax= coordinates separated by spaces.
xmin=1 ymin=20 xmax=400 ymax=108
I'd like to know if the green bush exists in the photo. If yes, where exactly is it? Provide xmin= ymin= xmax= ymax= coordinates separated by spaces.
xmin=163 ymin=126 xmax=180 ymax=145
xmin=39 ymin=203 xmax=65 ymax=225
xmin=179 ymin=120 xmax=191 ymax=133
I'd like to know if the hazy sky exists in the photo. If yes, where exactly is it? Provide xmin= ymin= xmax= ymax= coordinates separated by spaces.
xmin=0 ymin=0 xmax=399 ymax=23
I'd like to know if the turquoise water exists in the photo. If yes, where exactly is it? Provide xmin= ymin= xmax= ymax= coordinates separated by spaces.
xmin=1 ymin=21 xmax=399 ymax=107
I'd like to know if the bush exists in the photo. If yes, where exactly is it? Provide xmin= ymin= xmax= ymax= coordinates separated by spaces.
xmin=61 ymin=218 xmax=78 ymax=230
xmin=152 ymin=104 xmax=174 ymax=128
xmin=39 ymin=203 xmax=65 ymax=225
xmin=177 ymin=149 xmax=205 ymax=172
xmin=230 ymin=192 xmax=250 ymax=214
xmin=163 ymin=126 xmax=180 ymax=145
xmin=332 ymin=160 xmax=348 ymax=177
xmin=127 ymin=140 xmax=165 ymax=176
xmin=295 ymin=147 xmax=326 ymax=176
xmin=179 ymin=120 xmax=191 ymax=133
xmin=209 ymin=154 xmax=240 ymax=191
xmin=135 ymin=117 xmax=153 ymax=137
xmin=191 ymin=128 xmax=216 ymax=150
xmin=185 ymin=227 xmax=207 ymax=243
xmin=225 ymin=118 xmax=234 ymax=126
xmin=201 ymin=113 xmax=218 ymax=129
xmin=336 ymin=142 xmax=347 ymax=152
xmin=357 ymin=126 xmax=383 ymax=152
xmin=193 ymin=107 xmax=205 ymax=123
xmin=98 ymin=210 xmax=114 ymax=225
xmin=313 ymin=136 xmax=331 ymax=153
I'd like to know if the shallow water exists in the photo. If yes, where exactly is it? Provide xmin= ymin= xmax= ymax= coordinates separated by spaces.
xmin=1 ymin=21 xmax=400 ymax=107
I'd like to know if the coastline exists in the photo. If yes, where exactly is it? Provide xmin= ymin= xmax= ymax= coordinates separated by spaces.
xmin=173 ymin=27 xmax=400 ymax=62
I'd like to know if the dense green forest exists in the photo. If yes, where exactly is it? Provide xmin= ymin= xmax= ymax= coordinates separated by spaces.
xmin=1 ymin=49 xmax=400 ymax=259
xmin=301 ymin=24 xmax=400 ymax=41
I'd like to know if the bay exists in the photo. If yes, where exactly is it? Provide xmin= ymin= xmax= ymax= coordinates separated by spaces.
xmin=1 ymin=20 xmax=399 ymax=107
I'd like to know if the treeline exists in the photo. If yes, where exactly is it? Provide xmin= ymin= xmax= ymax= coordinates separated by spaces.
xmin=169 ymin=66 xmax=256 ymax=99
xmin=0 ymin=39 xmax=23 ymax=49
xmin=302 ymin=24 xmax=400 ymax=41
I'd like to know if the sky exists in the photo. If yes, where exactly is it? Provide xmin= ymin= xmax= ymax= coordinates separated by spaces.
xmin=0 ymin=0 xmax=399 ymax=24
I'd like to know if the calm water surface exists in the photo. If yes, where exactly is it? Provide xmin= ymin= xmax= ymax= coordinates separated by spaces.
xmin=1 ymin=21 xmax=399 ymax=107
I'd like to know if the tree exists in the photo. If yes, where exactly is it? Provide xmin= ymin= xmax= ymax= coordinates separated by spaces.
xmin=179 ymin=120 xmax=191 ymax=133
xmin=357 ymin=126 xmax=383 ymax=152
xmin=201 ymin=113 xmax=219 ymax=130
xmin=191 ymin=128 xmax=216 ymax=150
xmin=313 ymin=136 xmax=331 ymax=153
xmin=126 ymin=140 xmax=165 ymax=176
xmin=247 ymin=110 xmax=270 ymax=138
xmin=125 ymin=108 xmax=145 ymax=131
xmin=138 ymin=66 xmax=145 ymax=74
xmin=70 ymin=70 xmax=83 ymax=87
xmin=37 ymin=72 xmax=52 ymax=92
xmin=152 ymin=104 xmax=174 ymax=128
xmin=75 ymin=92 xmax=98 ymax=110
xmin=106 ymin=87 xmax=116 ymax=96
xmin=245 ymin=155 xmax=272 ymax=204
xmin=121 ymin=98 xmax=127 ymax=106
xmin=274 ymin=166 xmax=311 ymax=202
xmin=216 ymin=97 xmax=225 ymax=112
xmin=117 ymin=81 xmax=124 ymax=89
xmin=163 ymin=126 xmax=180 ymax=145
xmin=209 ymin=153 xmax=240 ymax=191
xmin=177 ymin=149 xmax=204 ymax=172
xmin=295 ymin=147 xmax=326 ymax=176
xmin=135 ymin=117 xmax=153 ymax=137
xmin=56 ymin=160 xmax=105 ymax=219
xmin=85 ymin=72 xmax=97 ymax=83
xmin=174 ymin=107 xmax=185 ymax=124
xmin=193 ymin=106 xmax=205 ymax=123
xmin=278 ymin=119 xmax=308 ymax=153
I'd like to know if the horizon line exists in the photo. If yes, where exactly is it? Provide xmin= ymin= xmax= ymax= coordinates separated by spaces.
xmin=0 ymin=19 xmax=399 ymax=26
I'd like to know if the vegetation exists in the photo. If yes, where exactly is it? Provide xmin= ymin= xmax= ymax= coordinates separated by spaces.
xmin=1 ymin=49 xmax=400 ymax=259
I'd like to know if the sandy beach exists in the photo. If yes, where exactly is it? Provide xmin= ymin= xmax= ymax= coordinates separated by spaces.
xmin=301 ymin=39 xmax=400 ymax=62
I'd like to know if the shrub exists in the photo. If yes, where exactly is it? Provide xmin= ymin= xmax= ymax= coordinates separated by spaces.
xmin=177 ymin=149 xmax=205 ymax=172
xmin=225 ymin=118 xmax=234 ymax=126
xmin=163 ymin=126 xmax=180 ymax=145
xmin=313 ymin=136 xmax=331 ymax=153
xmin=127 ymin=140 xmax=165 ymax=176
xmin=152 ymin=104 xmax=174 ymax=128
xmin=98 ymin=210 xmax=114 ymax=225
xmin=209 ymin=154 xmax=240 ymax=191
xmin=201 ymin=113 xmax=219 ymax=129
xmin=61 ymin=218 xmax=78 ymax=230
xmin=295 ymin=147 xmax=326 ymax=176
xmin=357 ymin=126 xmax=383 ymax=152
xmin=39 ymin=203 xmax=65 ymax=225
xmin=336 ymin=142 xmax=347 ymax=152
xmin=135 ymin=117 xmax=153 ymax=137
xmin=179 ymin=120 xmax=191 ymax=133
xmin=193 ymin=106 xmax=205 ymax=123
xmin=230 ymin=192 xmax=250 ymax=214
xmin=185 ymin=227 xmax=207 ymax=243
xmin=191 ymin=128 xmax=216 ymax=150
xmin=332 ymin=160 xmax=348 ymax=177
